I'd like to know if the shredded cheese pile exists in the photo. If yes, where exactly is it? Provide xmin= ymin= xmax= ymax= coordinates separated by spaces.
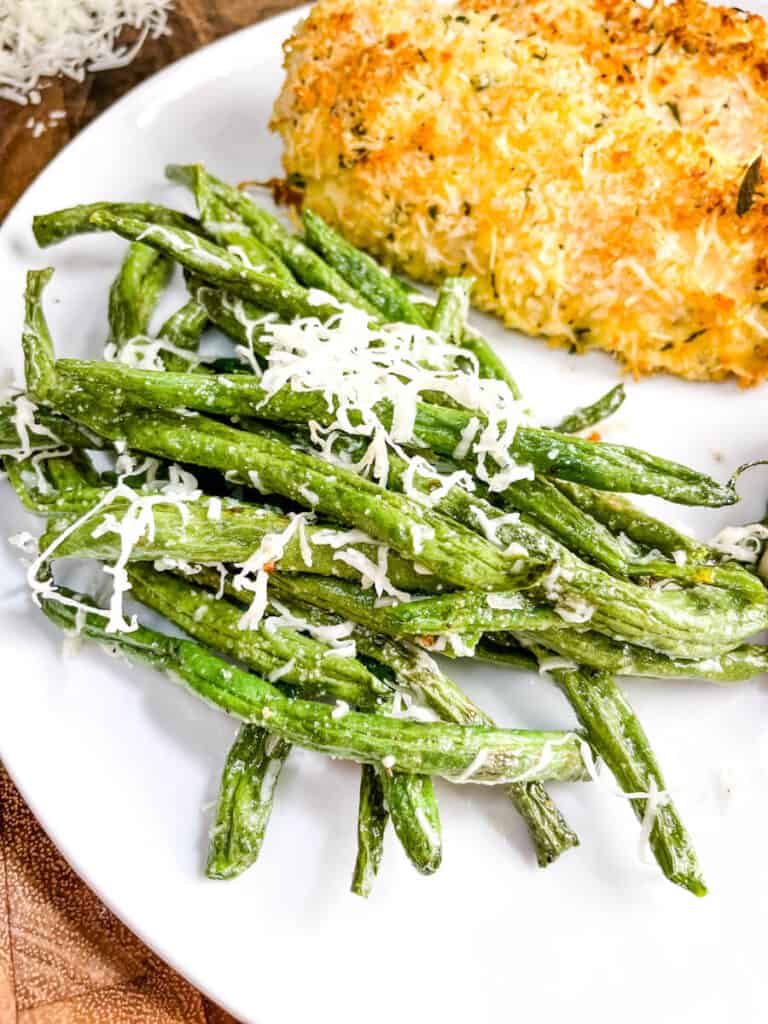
xmin=218 ymin=288 xmax=536 ymax=623
xmin=0 ymin=0 xmax=174 ymax=106
xmin=248 ymin=291 xmax=533 ymax=493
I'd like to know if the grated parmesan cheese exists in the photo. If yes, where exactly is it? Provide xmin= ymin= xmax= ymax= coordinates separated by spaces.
xmin=333 ymin=544 xmax=409 ymax=600
xmin=232 ymin=513 xmax=312 ymax=630
xmin=25 ymin=455 xmax=200 ymax=634
xmin=259 ymin=756 xmax=283 ymax=802
xmin=409 ymin=521 xmax=435 ymax=555
xmin=414 ymin=807 xmax=440 ymax=848
xmin=710 ymin=523 xmax=768 ymax=564
xmin=1 ymin=395 xmax=62 ymax=463
xmin=469 ymin=504 xmax=522 ymax=552
xmin=331 ymin=700 xmax=350 ymax=719
xmin=429 ymin=632 xmax=477 ymax=657
xmin=0 ymin=2 xmax=174 ymax=106
xmin=105 ymin=334 xmax=200 ymax=372
xmin=486 ymin=592 xmax=523 ymax=611
xmin=450 ymin=748 xmax=489 ymax=783
xmin=537 ymin=655 xmax=578 ymax=674
xmin=578 ymin=740 xmax=670 ymax=861
xmin=268 ymin=657 xmax=296 ymax=683
xmin=264 ymin=599 xmax=358 ymax=656
xmin=245 ymin=288 xmax=533 ymax=496
xmin=153 ymin=557 xmax=200 ymax=575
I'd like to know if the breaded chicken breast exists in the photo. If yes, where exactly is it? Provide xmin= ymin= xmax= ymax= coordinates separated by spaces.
xmin=272 ymin=0 xmax=768 ymax=384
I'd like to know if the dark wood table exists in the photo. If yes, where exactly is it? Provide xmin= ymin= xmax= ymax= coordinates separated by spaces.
xmin=0 ymin=3 xmax=301 ymax=1020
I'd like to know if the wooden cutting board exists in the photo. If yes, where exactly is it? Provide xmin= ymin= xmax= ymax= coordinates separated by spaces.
xmin=0 ymin=3 xmax=301 ymax=1020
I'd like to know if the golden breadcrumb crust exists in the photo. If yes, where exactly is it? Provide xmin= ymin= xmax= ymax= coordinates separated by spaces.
xmin=272 ymin=0 xmax=768 ymax=384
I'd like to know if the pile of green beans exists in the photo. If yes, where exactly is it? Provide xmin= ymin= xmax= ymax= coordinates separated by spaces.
xmin=6 ymin=162 xmax=765 ymax=899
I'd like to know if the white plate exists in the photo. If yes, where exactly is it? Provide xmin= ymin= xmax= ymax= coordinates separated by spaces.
xmin=2 ymin=7 xmax=768 ymax=1022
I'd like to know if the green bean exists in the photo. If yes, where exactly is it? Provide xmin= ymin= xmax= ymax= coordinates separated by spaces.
xmin=473 ymin=637 xmax=539 ymax=673
xmin=44 ymin=488 xmax=436 ymax=592
xmin=149 ymin=559 xmax=439 ymax=880
xmin=302 ymin=209 xmax=430 ymax=326
xmin=108 ymin=243 xmax=173 ymax=349
xmin=554 ymin=480 xmax=710 ymax=559
xmin=286 ymin=425 xmax=629 ymax=576
xmin=157 ymin=299 xmax=208 ymax=372
xmin=33 ymin=202 xmax=201 ymax=247
xmin=68 ymin=573 xmax=575 ymax=865
xmin=553 ymin=384 xmax=625 ymax=434
xmin=41 ymin=597 xmax=589 ymax=785
xmin=271 ymin=549 xmax=765 ymax=661
xmin=191 ymin=164 xmax=295 ymax=285
xmin=88 ymin=210 xmax=345 ymax=323
xmin=540 ymin=657 xmax=706 ymax=896
xmin=351 ymin=765 xmax=389 ymax=897
xmin=432 ymin=276 xmax=521 ymax=396
xmin=355 ymin=631 xmax=487 ymax=726
xmin=293 ymin=427 xmax=631 ymax=575
xmin=186 ymin=278 xmax=272 ymax=354
xmin=380 ymin=770 xmax=442 ymax=874
xmin=207 ymin=725 xmax=290 ymax=879
xmin=197 ymin=571 xmax=578 ymax=867
xmin=126 ymin=564 xmax=389 ymax=707
xmin=398 ymin=464 xmax=768 ymax=658
xmin=166 ymin=164 xmax=378 ymax=313
xmin=370 ymin=633 xmax=579 ymax=868
xmin=269 ymin=574 xmax=559 ymax=638
xmin=207 ymin=570 xmax=484 ymax=721
xmin=22 ymin=269 xmax=57 ymax=399
xmin=44 ymin=448 xmax=101 ymax=489
xmin=506 ymin=782 xmax=580 ymax=866
xmin=626 ymin=558 xmax=766 ymax=603
xmin=516 ymin=629 xmax=768 ymax=682
xmin=0 ymin=401 xmax=103 ymax=454
xmin=458 ymin=327 xmax=521 ymax=397
xmin=4 ymin=452 xmax=99 ymax=517
xmin=267 ymin=571 xmax=446 ymax=637
xmin=54 ymin=347 xmax=734 ymax=506
xmin=3 ymin=457 xmax=63 ymax=515
xmin=500 ymin=476 xmax=633 ymax=575
xmin=131 ymin=566 xmax=441 ymax=878
xmin=425 ymin=405 xmax=736 ymax=507
xmin=205 ymin=357 xmax=253 ymax=374
xmin=39 ymin=396 xmax=543 ymax=592
xmin=381 ymin=589 xmax=560 ymax=636
xmin=432 ymin=277 xmax=472 ymax=342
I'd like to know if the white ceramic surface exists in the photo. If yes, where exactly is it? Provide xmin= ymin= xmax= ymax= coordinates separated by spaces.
xmin=1 ymin=8 xmax=768 ymax=1022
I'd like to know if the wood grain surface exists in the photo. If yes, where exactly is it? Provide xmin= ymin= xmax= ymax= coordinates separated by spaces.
xmin=0 ymin=2 xmax=302 ymax=1020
